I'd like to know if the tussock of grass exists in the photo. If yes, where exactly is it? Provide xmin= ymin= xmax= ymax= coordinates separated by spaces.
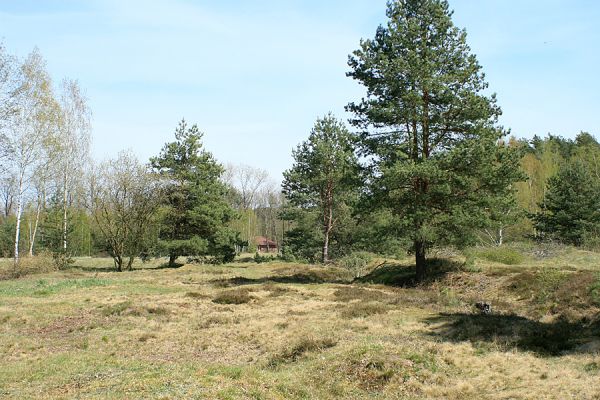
xmin=339 ymin=301 xmax=391 ymax=319
xmin=212 ymin=288 xmax=255 ymax=304
xmin=260 ymin=282 xmax=296 ymax=297
xmin=196 ymin=314 xmax=238 ymax=329
xmin=139 ymin=333 xmax=156 ymax=342
xmin=268 ymin=336 xmax=337 ymax=367
xmin=185 ymin=291 xmax=209 ymax=299
xmin=101 ymin=301 xmax=169 ymax=317
xmin=333 ymin=286 xmax=390 ymax=303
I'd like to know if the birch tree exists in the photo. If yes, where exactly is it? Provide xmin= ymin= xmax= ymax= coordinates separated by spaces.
xmin=0 ymin=49 xmax=59 ymax=266
xmin=56 ymin=79 xmax=91 ymax=255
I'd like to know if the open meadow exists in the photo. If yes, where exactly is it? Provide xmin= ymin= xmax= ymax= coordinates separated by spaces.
xmin=1 ymin=246 xmax=600 ymax=399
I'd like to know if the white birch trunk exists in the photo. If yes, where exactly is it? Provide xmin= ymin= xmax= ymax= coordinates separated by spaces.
xmin=62 ymin=170 xmax=68 ymax=252
xmin=13 ymin=176 xmax=24 ymax=267
xmin=28 ymin=195 xmax=43 ymax=256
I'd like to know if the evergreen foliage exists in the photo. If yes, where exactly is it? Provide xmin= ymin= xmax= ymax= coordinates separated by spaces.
xmin=533 ymin=161 xmax=600 ymax=245
xmin=347 ymin=0 xmax=523 ymax=279
xmin=150 ymin=120 xmax=239 ymax=266
xmin=282 ymin=114 xmax=361 ymax=263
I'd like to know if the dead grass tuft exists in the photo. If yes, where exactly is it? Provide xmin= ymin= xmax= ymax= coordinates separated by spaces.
xmin=261 ymin=283 xmax=297 ymax=297
xmin=185 ymin=291 xmax=209 ymax=299
xmin=196 ymin=314 xmax=238 ymax=329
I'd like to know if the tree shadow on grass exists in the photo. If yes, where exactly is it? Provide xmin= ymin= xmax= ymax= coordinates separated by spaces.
xmin=60 ymin=264 xmax=115 ymax=273
xmin=211 ymin=269 xmax=352 ymax=287
xmin=425 ymin=312 xmax=600 ymax=356
xmin=357 ymin=258 xmax=463 ymax=287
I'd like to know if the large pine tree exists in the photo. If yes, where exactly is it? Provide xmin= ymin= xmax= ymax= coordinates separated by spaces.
xmin=347 ymin=0 xmax=523 ymax=279
xmin=151 ymin=120 xmax=238 ymax=266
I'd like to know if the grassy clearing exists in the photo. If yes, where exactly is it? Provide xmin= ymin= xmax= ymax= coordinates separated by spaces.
xmin=1 ymin=249 xmax=600 ymax=399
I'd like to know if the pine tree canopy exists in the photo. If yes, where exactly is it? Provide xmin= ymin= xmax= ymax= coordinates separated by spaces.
xmin=150 ymin=119 xmax=238 ymax=265
xmin=347 ymin=0 xmax=524 ymax=279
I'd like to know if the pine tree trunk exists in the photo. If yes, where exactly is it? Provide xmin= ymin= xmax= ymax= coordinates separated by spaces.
xmin=169 ymin=254 xmax=177 ymax=267
xmin=322 ymin=230 xmax=330 ymax=264
xmin=322 ymin=187 xmax=333 ymax=264
xmin=415 ymin=240 xmax=426 ymax=281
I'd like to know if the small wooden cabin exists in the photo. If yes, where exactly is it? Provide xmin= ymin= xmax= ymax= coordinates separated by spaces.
xmin=256 ymin=236 xmax=278 ymax=253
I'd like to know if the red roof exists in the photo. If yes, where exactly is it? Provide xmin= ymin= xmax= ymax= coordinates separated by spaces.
xmin=255 ymin=236 xmax=277 ymax=247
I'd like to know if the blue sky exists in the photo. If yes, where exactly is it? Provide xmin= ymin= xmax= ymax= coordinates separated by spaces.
xmin=1 ymin=0 xmax=599 ymax=181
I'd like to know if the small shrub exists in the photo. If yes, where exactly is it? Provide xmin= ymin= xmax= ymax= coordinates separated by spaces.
xmin=461 ymin=250 xmax=481 ymax=272
xmin=212 ymin=288 xmax=254 ymax=304
xmin=338 ymin=252 xmax=374 ymax=278
xmin=52 ymin=250 xmax=75 ymax=270
xmin=254 ymin=252 xmax=275 ymax=264
xmin=588 ymin=274 xmax=600 ymax=306
xmin=477 ymin=247 xmax=525 ymax=265
xmin=581 ymin=232 xmax=600 ymax=251
xmin=13 ymin=252 xmax=56 ymax=277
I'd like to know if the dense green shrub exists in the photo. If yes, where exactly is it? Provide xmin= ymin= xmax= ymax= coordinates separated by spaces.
xmin=254 ymin=252 xmax=275 ymax=264
xmin=338 ymin=252 xmax=374 ymax=278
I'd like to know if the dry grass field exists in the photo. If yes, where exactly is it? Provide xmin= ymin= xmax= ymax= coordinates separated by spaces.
xmin=1 ymin=246 xmax=600 ymax=399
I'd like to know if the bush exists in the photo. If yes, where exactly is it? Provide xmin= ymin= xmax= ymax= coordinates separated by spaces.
xmin=461 ymin=250 xmax=481 ymax=272
xmin=52 ymin=250 xmax=75 ymax=270
xmin=254 ymin=252 xmax=275 ymax=264
xmin=581 ymin=232 xmax=600 ymax=251
xmin=589 ymin=274 xmax=600 ymax=306
xmin=11 ymin=252 xmax=57 ymax=278
xmin=338 ymin=252 xmax=374 ymax=278
xmin=476 ymin=247 xmax=525 ymax=265
xmin=279 ymin=246 xmax=297 ymax=262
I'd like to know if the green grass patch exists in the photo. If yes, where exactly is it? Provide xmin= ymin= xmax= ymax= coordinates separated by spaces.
xmin=475 ymin=247 xmax=525 ymax=265
xmin=0 ymin=278 xmax=111 ymax=297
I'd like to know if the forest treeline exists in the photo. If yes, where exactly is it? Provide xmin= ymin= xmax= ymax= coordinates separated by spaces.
xmin=1 ymin=0 xmax=598 ymax=279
